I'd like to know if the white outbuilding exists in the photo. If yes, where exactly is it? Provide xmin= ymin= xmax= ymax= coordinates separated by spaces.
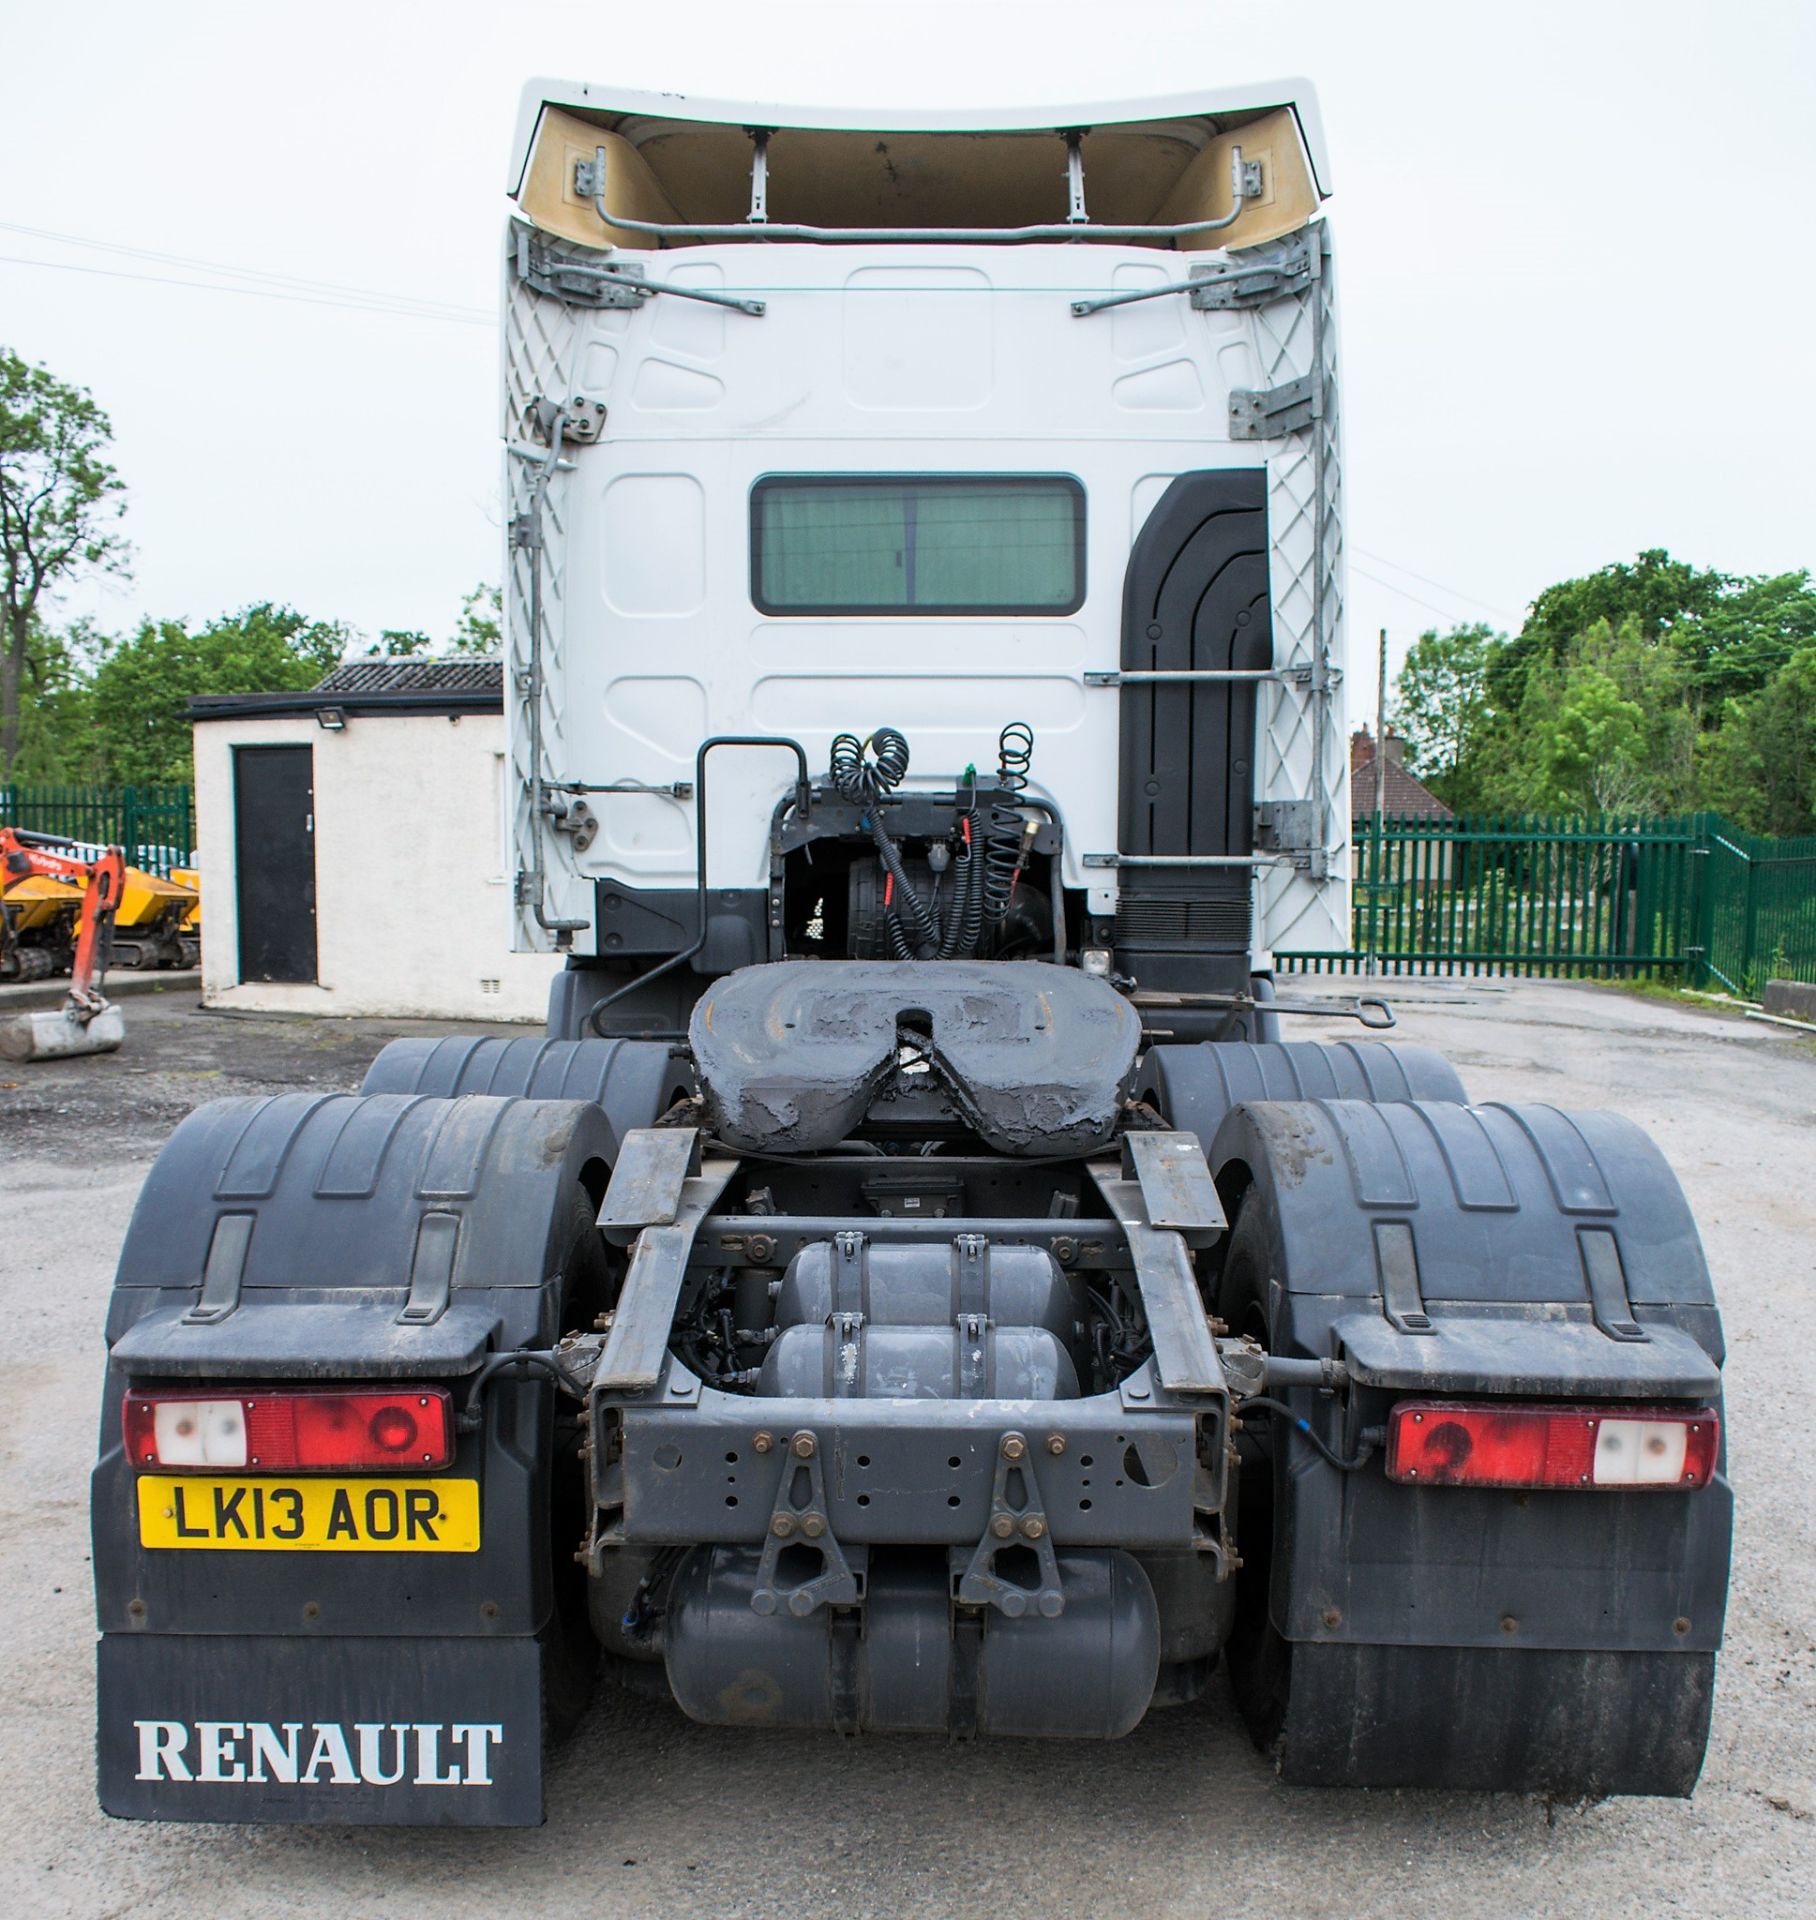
xmin=189 ymin=659 xmax=559 ymax=1022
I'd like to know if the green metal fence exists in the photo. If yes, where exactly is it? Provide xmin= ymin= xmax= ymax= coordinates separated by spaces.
xmin=1696 ymin=821 xmax=1816 ymax=993
xmin=1278 ymin=811 xmax=1816 ymax=989
xmin=0 ymin=784 xmax=196 ymax=875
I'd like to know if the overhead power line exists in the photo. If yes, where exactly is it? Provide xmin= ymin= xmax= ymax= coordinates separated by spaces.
xmin=1351 ymin=544 xmax=1517 ymax=620
xmin=0 ymin=220 xmax=490 ymax=326
xmin=0 ymin=218 xmax=487 ymax=318
xmin=1349 ymin=560 xmax=1520 ymax=632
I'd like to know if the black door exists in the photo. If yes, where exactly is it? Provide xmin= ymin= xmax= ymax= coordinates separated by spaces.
xmin=234 ymin=745 xmax=317 ymax=982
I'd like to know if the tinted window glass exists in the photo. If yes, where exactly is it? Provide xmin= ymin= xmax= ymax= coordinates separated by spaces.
xmin=752 ymin=476 xmax=1084 ymax=614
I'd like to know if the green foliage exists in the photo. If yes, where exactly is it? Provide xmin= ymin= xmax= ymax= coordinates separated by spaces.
xmin=88 ymin=603 xmax=349 ymax=783
xmin=349 ymin=583 xmax=500 ymax=660
xmin=0 ymin=347 xmax=129 ymax=773
xmin=1697 ymin=643 xmax=1816 ymax=836
xmin=1497 ymin=617 xmax=1696 ymax=814
xmin=449 ymin=582 xmax=502 ymax=657
xmin=1390 ymin=622 xmax=1499 ymax=809
xmin=4 ymin=616 xmax=101 ymax=781
xmin=1488 ymin=549 xmax=1724 ymax=716
xmin=1395 ymin=551 xmax=1816 ymax=825
xmin=369 ymin=629 xmax=433 ymax=658
xmin=1678 ymin=570 xmax=1816 ymax=708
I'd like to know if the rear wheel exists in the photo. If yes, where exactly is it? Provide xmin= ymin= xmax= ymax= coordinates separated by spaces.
xmin=1216 ymin=1196 xmax=1292 ymax=1752
xmin=542 ymin=1179 xmax=614 ymax=1741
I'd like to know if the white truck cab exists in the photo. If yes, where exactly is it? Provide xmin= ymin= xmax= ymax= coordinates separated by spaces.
xmin=501 ymin=82 xmax=1349 ymax=1034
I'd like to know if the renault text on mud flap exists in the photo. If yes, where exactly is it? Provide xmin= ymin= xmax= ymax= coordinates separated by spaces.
xmin=134 ymin=1720 xmax=504 ymax=1786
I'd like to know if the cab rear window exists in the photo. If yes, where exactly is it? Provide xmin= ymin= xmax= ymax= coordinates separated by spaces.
xmin=751 ymin=475 xmax=1084 ymax=615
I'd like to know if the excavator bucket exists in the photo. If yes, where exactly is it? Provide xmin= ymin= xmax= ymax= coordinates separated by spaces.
xmin=0 ymin=1000 xmax=125 ymax=1062
xmin=0 ymin=832 xmax=128 ymax=1061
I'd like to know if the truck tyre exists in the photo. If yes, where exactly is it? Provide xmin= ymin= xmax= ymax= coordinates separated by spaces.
xmin=542 ymin=1176 xmax=614 ymax=1742
xmin=1216 ymin=1195 xmax=1293 ymax=1750
xmin=360 ymin=1035 xmax=687 ymax=1164
xmin=1140 ymin=1039 xmax=1467 ymax=1154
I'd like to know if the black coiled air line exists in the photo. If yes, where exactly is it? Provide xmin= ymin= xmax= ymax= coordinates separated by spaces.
xmin=831 ymin=729 xmax=937 ymax=959
xmin=983 ymin=722 xmax=1035 ymax=927
xmin=833 ymin=724 xmax=1035 ymax=961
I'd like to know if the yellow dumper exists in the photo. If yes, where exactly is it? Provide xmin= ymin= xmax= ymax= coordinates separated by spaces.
xmin=1 ymin=857 xmax=197 ymax=976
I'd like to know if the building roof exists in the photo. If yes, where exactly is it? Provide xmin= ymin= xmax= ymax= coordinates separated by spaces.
xmin=1350 ymin=734 xmax=1454 ymax=822
xmin=313 ymin=658 xmax=502 ymax=696
xmin=189 ymin=655 xmax=503 ymax=723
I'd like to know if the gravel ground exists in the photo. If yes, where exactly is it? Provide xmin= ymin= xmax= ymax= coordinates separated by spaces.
xmin=1 ymin=983 xmax=1812 ymax=1919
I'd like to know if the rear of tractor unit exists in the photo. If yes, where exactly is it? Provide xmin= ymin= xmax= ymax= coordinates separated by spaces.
xmin=93 ymin=80 xmax=1730 ymax=1826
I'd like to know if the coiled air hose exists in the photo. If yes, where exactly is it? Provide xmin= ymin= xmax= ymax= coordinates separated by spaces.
xmin=830 ymin=728 xmax=940 ymax=958
xmin=983 ymin=722 xmax=1035 ymax=927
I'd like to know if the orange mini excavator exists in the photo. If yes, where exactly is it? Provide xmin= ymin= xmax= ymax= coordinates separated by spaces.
xmin=0 ymin=829 xmax=127 ymax=1061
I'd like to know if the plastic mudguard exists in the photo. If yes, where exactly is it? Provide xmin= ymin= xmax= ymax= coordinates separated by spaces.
xmin=360 ymin=1034 xmax=686 ymax=1156
xmin=1139 ymin=1039 xmax=1467 ymax=1148
xmin=1209 ymin=1097 xmax=1732 ymax=1795
xmin=92 ymin=1090 xmax=628 ymax=1827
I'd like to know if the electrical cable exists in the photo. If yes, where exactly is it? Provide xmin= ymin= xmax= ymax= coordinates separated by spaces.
xmin=1349 ymin=561 xmax=1521 ymax=633
xmin=1239 ymin=1396 xmax=1382 ymax=1472
xmin=0 ymin=250 xmax=491 ymax=326
xmin=939 ymin=808 xmax=986 ymax=959
xmin=0 ymin=217 xmax=490 ymax=317
xmin=1351 ymin=546 xmax=1513 ymax=618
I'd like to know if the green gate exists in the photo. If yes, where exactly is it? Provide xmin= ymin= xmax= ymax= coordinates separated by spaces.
xmin=1279 ymin=811 xmax=1816 ymax=988
xmin=1695 ymin=822 xmax=1816 ymax=993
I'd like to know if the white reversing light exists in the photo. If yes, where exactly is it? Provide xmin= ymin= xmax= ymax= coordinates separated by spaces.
xmin=1593 ymin=1419 xmax=1688 ymax=1486
xmin=151 ymin=1398 xmax=248 ymax=1468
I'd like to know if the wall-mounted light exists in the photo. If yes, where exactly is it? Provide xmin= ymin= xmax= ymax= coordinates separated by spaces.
xmin=315 ymin=707 xmax=347 ymax=731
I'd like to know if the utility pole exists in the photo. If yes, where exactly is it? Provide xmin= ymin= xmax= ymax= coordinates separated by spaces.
xmin=1367 ymin=627 xmax=1387 ymax=974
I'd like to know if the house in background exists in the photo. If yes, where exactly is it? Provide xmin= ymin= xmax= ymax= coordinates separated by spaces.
xmin=189 ymin=659 xmax=559 ymax=1023
xmin=1350 ymin=726 xmax=1454 ymax=882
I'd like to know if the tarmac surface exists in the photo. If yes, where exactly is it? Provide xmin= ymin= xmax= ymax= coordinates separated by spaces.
xmin=2 ymin=982 xmax=1813 ymax=1918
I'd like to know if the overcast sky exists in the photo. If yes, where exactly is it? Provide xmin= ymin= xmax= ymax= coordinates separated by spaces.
xmin=4 ymin=0 xmax=1812 ymax=710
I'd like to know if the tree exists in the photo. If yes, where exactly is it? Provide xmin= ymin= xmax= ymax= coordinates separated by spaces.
xmin=1482 ymin=617 xmax=1696 ymax=815
xmin=3 ymin=616 xmax=101 ymax=780
xmin=1488 ymin=549 xmax=1722 ymax=717
xmin=1390 ymin=623 xmax=1500 ymax=809
xmin=0 ymin=349 xmax=129 ymax=772
xmin=449 ymin=582 xmax=502 ymax=657
xmin=1699 ymin=644 xmax=1816 ymax=837
xmin=368 ymin=628 xmax=433 ymax=658
xmin=1678 ymin=569 xmax=1816 ymax=709
xmin=88 ymin=603 xmax=348 ymax=782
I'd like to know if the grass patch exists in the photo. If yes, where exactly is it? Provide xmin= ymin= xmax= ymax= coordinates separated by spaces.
xmin=1590 ymin=978 xmax=1755 ymax=1014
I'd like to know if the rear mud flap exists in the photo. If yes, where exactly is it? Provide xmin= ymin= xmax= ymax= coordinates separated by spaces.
xmin=98 ymin=1633 xmax=544 ymax=1827
xmin=1279 ymin=1643 xmax=1716 ymax=1797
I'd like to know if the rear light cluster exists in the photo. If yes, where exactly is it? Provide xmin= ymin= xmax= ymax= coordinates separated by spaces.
xmin=123 ymin=1388 xmax=454 ymax=1473
xmin=1386 ymin=1400 xmax=1718 ymax=1491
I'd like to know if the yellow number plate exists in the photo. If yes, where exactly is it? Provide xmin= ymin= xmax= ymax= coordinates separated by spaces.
xmin=136 ymin=1476 xmax=480 ymax=1552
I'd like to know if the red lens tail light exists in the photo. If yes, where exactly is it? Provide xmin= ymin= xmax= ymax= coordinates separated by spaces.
xmin=1386 ymin=1401 xmax=1718 ymax=1491
xmin=123 ymin=1388 xmax=454 ymax=1473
